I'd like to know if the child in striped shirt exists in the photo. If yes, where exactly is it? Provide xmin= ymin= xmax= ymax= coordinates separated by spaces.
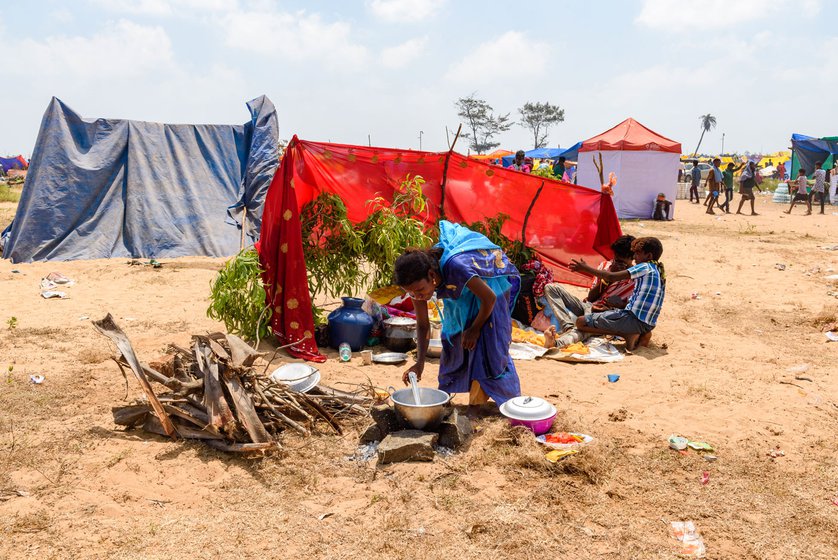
xmin=569 ymin=237 xmax=666 ymax=351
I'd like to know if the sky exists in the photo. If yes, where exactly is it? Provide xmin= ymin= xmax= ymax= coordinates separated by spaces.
xmin=1 ymin=0 xmax=836 ymax=157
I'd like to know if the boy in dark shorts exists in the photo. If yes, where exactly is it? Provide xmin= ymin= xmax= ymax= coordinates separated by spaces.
xmin=569 ymin=237 xmax=665 ymax=351
xmin=719 ymin=160 xmax=744 ymax=213
xmin=704 ymin=158 xmax=723 ymax=214
xmin=785 ymin=168 xmax=812 ymax=215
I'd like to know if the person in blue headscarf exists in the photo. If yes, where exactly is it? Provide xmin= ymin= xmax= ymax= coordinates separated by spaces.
xmin=394 ymin=221 xmax=522 ymax=408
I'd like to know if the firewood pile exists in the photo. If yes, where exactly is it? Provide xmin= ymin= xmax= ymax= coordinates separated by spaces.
xmin=93 ymin=314 xmax=373 ymax=455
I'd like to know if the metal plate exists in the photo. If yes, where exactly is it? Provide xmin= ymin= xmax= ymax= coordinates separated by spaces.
xmin=372 ymin=352 xmax=408 ymax=364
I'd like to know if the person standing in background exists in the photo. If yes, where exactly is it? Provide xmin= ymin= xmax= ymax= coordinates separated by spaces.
xmin=736 ymin=160 xmax=762 ymax=215
xmin=810 ymin=161 xmax=827 ymax=214
xmin=689 ymin=160 xmax=701 ymax=203
xmin=507 ymin=150 xmax=531 ymax=173
xmin=704 ymin=158 xmax=723 ymax=214
xmin=719 ymin=160 xmax=745 ymax=213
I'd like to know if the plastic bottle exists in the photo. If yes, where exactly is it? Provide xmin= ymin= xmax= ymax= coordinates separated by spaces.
xmin=338 ymin=342 xmax=352 ymax=362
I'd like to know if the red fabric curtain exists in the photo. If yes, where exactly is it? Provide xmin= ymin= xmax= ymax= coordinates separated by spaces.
xmin=258 ymin=137 xmax=622 ymax=361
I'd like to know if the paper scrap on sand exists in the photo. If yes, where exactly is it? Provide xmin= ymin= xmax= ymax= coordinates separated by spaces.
xmin=546 ymin=338 xmax=624 ymax=363
xmin=41 ymin=291 xmax=68 ymax=299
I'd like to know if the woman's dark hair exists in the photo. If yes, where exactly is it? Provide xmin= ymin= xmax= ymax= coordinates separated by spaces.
xmin=611 ymin=235 xmax=635 ymax=259
xmin=393 ymin=248 xmax=443 ymax=286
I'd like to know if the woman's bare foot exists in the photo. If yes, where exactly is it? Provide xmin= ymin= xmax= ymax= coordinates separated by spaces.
xmin=542 ymin=326 xmax=557 ymax=348
xmin=784 ymin=210 xmax=791 ymax=214
xmin=750 ymin=212 xmax=759 ymax=216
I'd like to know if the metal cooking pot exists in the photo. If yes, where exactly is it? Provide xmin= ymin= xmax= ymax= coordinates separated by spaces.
xmin=382 ymin=317 xmax=417 ymax=352
xmin=389 ymin=386 xmax=452 ymax=430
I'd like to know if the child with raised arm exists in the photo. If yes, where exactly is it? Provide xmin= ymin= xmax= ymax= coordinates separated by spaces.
xmin=568 ymin=237 xmax=665 ymax=351
xmin=785 ymin=168 xmax=812 ymax=215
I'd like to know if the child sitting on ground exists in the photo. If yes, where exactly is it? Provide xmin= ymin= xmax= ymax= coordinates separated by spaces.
xmin=568 ymin=237 xmax=666 ymax=351
xmin=653 ymin=193 xmax=672 ymax=220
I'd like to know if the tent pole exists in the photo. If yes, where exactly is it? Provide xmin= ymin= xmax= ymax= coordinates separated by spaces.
xmin=438 ymin=124 xmax=462 ymax=222
xmin=521 ymin=181 xmax=545 ymax=245
xmin=240 ymin=207 xmax=247 ymax=251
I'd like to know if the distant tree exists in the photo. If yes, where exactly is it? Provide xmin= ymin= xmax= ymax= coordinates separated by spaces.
xmin=518 ymin=101 xmax=565 ymax=149
xmin=693 ymin=114 xmax=717 ymax=156
xmin=455 ymin=94 xmax=512 ymax=154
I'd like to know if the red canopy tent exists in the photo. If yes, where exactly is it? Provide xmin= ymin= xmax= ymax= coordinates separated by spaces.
xmin=578 ymin=118 xmax=682 ymax=219
xmin=580 ymin=118 xmax=680 ymax=153
xmin=257 ymin=137 xmax=623 ymax=361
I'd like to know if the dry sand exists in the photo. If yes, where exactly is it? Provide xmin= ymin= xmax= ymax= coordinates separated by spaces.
xmin=2 ymin=194 xmax=838 ymax=559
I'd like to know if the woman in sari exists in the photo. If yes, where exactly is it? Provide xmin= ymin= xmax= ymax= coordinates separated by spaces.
xmin=393 ymin=221 xmax=522 ymax=407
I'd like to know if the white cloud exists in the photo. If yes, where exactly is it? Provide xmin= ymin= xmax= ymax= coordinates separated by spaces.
xmin=636 ymin=0 xmax=821 ymax=29
xmin=6 ymin=19 xmax=175 ymax=78
xmin=0 ymin=20 xmax=249 ymax=154
xmin=380 ymin=36 xmax=427 ymax=68
xmin=221 ymin=9 xmax=368 ymax=68
xmin=91 ymin=0 xmax=234 ymax=16
xmin=445 ymin=31 xmax=549 ymax=85
xmin=367 ymin=0 xmax=446 ymax=22
xmin=91 ymin=0 xmax=173 ymax=16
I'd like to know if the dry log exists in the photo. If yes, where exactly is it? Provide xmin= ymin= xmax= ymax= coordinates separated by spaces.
xmin=310 ymin=384 xmax=374 ymax=407
xmin=112 ymin=405 xmax=151 ymax=427
xmin=144 ymin=415 xmax=222 ymax=440
xmin=198 ymin=343 xmax=236 ymax=432
xmin=205 ymin=440 xmax=276 ymax=454
xmin=116 ymin=358 xmax=203 ymax=393
xmin=162 ymin=404 xmax=209 ymax=428
xmin=225 ymin=333 xmax=266 ymax=367
xmin=93 ymin=314 xmax=177 ymax=439
xmin=221 ymin=367 xmax=272 ymax=443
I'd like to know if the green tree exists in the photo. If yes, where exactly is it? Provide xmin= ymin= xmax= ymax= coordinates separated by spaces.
xmin=518 ymin=101 xmax=565 ymax=149
xmin=455 ymin=94 xmax=512 ymax=154
xmin=693 ymin=114 xmax=717 ymax=157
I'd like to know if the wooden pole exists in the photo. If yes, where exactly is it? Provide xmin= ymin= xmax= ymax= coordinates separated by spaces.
xmin=240 ymin=206 xmax=247 ymax=251
xmin=438 ymin=124 xmax=463 ymax=221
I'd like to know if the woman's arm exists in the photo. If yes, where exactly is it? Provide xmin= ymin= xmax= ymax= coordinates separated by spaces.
xmin=402 ymin=299 xmax=430 ymax=384
xmin=461 ymin=276 xmax=496 ymax=350
xmin=570 ymin=258 xmax=631 ymax=283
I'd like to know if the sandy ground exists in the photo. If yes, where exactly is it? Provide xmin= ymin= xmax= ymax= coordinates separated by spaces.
xmin=2 ymin=194 xmax=838 ymax=559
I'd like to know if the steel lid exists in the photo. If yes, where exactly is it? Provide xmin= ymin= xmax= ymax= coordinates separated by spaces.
xmin=500 ymin=396 xmax=557 ymax=421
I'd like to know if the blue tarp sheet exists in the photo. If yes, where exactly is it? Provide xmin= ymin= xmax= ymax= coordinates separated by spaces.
xmin=791 ymin=133 xmax=838 ymax=177
xmin=1 ymin=96 xmax=279 ymax=263
xmin=500 ymin=142 xmax=581 ymax=167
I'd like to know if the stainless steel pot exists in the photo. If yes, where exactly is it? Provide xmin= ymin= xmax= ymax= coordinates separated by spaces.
xmin=382 ymin=317 xmax=417 ymax=352
xmin=389 ymin=386 xmax=452 ymax=430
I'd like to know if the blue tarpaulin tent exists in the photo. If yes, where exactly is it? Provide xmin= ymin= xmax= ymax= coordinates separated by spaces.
xmin=1 ymin=96 xmax=279 ymax=263
xmin=500 ymin=142 xmax=582 ymax=167
xmin=790 ymin=133 xmax=838 ymax=178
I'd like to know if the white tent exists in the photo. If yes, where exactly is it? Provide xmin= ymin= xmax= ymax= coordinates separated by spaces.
xmin=577 ymin=118 xmax=682 ymax=219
